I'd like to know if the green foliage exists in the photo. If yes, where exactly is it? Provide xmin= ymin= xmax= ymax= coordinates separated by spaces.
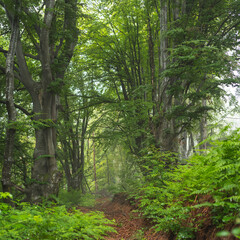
xmin=58 ymin=190 xmax=96 ymax=208
xmin=0 ymin=192 xmax=13 ymax=199
xmin=217 ymin=228 xmax=240 ymax=238
xmin=136 ymin=129 xmax=240 ymax=238
xmin=130 ymin=229 xmax=146 ymax=240
xmin=138 ymin=147 xmax=178 ymax=183
xmin=0 ymin=192 xmax=13 ymax=213
xmin=6 ymin=116 xmax=55 ymax=132
xmin=0 ymin=198 xmax=115 ymax=240
xmin=47 ymin=78 xmax=65 ymax=94
xmin=217 ymin=218 xmax=240 ymax=239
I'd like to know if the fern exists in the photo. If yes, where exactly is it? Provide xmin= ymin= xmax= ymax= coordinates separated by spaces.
xmin=136 ymin=129 xmax=240 ymax=236
xmin=0 ymin=201 xmax=116 ymax=240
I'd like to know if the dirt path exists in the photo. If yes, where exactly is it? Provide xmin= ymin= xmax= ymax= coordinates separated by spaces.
xmin=79 ymin=193 xmax=169 ymax=240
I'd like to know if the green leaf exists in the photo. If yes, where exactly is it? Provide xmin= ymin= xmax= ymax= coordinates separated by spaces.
xmin=222 ymin=215 xmax=234 ymax=223
xmin=216 ymin=231 xmax=230 ymax=237
xmin=0 ymin=192 xmax=13 ymax=199
xmin=232 ymin=228 xmax=240 ymax=236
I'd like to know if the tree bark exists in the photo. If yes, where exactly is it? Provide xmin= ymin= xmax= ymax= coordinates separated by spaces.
xmin=92 ymin=132 xmax=98 ymax=192
xmin=156 ymin=0 xmax=179 ymax=153
xmin=154 ymin=0 xmax=186 ymax=153
xmin=2 ymin=0 xmax=19 ymax=197
xmin=199 ymin=98 xmax=207 ymax=151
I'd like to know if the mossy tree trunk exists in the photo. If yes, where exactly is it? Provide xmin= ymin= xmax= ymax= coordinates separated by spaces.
xmin=1 ymin=0 xmax=19 ymax=197
xmin=2 ymin=0 xmax=78 ymax=202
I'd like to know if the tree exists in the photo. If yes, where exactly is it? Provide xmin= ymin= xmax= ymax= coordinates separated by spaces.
xmin=81 ymin=0 xmax=240 ymax=167
xmin=0 ymin=0 xmax=79 ymax=201
xmin=57 ymin=68 xmax=91 ymax=193
xmin=1 ymin=0 xmax=19 ymax=197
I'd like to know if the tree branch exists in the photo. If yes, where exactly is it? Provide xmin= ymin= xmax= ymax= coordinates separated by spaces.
xmin=55 ymin=0 xmax=78 ymax=79
xmin=12 ymin=183 xmax=27 ymax=193
xmin=221 ymin=20 xmax=240 ymax=38
xmin=0 ymin=46 xmax=39 ymax=60
xmin=22 ymin=7 xmax=41 ymax=37
xmin=0 ymin=65 xmax=21 ymax=80
xmin=0 ymin=100 xmax=32 ymax=116
xmin=25 ymin=53 xmax=40 ymax=60
xmin=207 ymin=15 xmax=230 ymax=46
xmin=0 ymin=46 xmax=8 ymax=56
xmin=16 ymin=38 xmax=36 ymax=95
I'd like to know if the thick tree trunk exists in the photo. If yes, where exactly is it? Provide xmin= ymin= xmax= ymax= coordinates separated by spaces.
xmin=24 ymin=0 xmax=61 ymax=202
xmin=158 ymin=0 xmax=170 ymax=150
xmin=179 ymin=131 xmax=188 ymax=160
xmin=155 ymin=0 xmax=179 ymax=153
xmin=2 ymin=1 xmax=19 ymax=197
xmin=29 ymin=93 xmax=61 ymax=202
xmin=153 ymin=0 xmax=186 ymax=154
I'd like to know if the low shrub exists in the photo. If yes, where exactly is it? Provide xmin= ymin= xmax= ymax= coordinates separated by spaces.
xmin=58 ymin=190 xmax=96 ymax=207
xmin=0 ymin=193 xmax=115 ymax=240
xmin=136 ymin=129 xmax=240 ymax=239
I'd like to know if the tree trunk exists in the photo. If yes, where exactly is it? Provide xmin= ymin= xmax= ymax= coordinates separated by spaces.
xmin=59 ymin=95 xmax=88 ymax=193
xmin=92 ymin=133 xmax=98 ymax=192
xmin=24 ymin=0 xmax=60 ymax=202
xmin=156 ymin=0 xmax=179 ymax=153
xmin=2 ymin=0 xmax=19 ymax=196
xmin=158 ymin=0 xmax=170 ymax=151
xmin=79 ymin=112 xmax=88 ymax=193
xmin=154 ymin=0 xmax=186 ymax=154
xmin=199 ymin=99 xmax=207 ymax=151
xmin=29 ymin=93 xmax=61 ymax=202
xmin=189 ymin=132 xmax=196 ymax=155
xmin=106 ymin=156 xmax=110 ymax=186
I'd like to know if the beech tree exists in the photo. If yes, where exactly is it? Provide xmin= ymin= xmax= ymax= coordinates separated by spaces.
xmin=1 ymin=0 xmax=19 ymax=197
xmin=82 ymin=0 xmax=240 ymax=162
xmin=0 ymin=0 xmax=79 ymax=201
xmin=57 ymin=66 xmax=91 ymax=193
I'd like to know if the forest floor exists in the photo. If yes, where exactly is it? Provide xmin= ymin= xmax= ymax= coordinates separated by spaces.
xmin=77 ymin=193 xmax=238 ymax=240
xmin=78 ymin=193 xmax=168 ymax=239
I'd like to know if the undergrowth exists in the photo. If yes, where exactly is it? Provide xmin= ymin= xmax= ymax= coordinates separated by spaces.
xmin=136 ymin=128 xmax=240 ymax=239
xmin=0 ymin=193 xmax=116 ymax=240
xmin=58 ymin=190 xmax=96 ymax=207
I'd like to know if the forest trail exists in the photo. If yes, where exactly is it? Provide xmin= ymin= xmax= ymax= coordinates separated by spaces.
xmin=78 ymin=193 xmax=238 ymax=240
xmin=78 ymin=193 xmax=169 ymax=240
